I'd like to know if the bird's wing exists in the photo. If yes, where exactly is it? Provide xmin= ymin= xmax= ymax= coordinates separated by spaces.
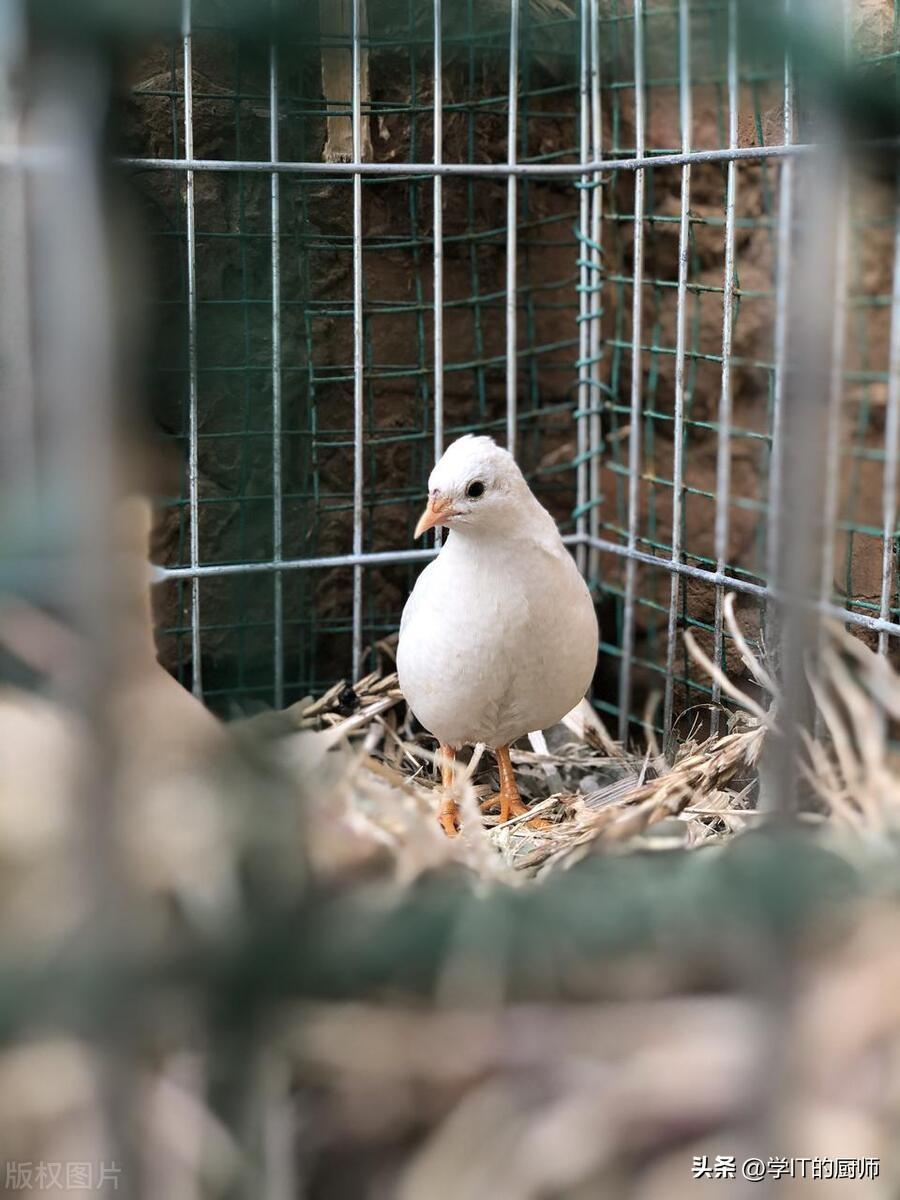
xmin=399 ymin=556 xmax=440 ymax=637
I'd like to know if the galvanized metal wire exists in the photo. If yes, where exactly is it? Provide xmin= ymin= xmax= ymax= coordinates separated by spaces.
xmin=113 ymin=0 xmax=900 ymax=726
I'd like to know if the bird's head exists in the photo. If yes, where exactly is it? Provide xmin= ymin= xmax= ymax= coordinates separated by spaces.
xmin=414 ymin=435 xmax=530 ymax=539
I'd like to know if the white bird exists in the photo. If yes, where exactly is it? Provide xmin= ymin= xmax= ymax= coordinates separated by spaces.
xmin=397 ymin=435 xmax=599 ymax=836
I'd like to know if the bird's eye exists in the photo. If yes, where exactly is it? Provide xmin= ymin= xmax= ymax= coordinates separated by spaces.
xmin=466 ymin=480 xmax=485 ymax=499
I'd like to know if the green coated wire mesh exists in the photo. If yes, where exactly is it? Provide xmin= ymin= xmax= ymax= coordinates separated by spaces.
xmin=131 ymin=0 xmax=583 ymax=714
xmin=587 ymin=0 xmax=900 ymax=738
xmin=124 ymin=0 xmax=900 ymax=735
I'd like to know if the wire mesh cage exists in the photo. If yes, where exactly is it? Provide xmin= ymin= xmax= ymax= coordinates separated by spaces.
xmin=5 ymin=2 xmax=900 ymax=1195
xmin=132 ymin=0 xmax=584 ymax=718
xmin=115 ymin=0 xmax=900 ymax=748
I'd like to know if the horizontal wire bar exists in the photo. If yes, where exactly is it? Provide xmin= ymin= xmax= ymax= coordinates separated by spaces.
xmin=153 ymin=421 xmax=894 ymax=476
xmin=131 ymin=85 xmax=576 ymax=111
xmin=147 ymin=205 xmax=578 ymax=240
xmin=583 ymin=536 xmax=900 ymax=640
xmin=593 ymin=523 xmax=899 ymax=591
xmin=112 ymin=140 xmax=831 ymax=179
xmin=154 ymin=409 xmax=580 ymax=447
xmin=310 ymin=17 xmax=577 ymax=47
xmin=152 ymin=546 xmax=438 ymax=580
xmin=151 ymin=530 xmax=900 ymax=641
xmin=151 ymin=287 xmax=577 ymax=312
xmin=151 ymin=532 xmax=582 ymax=581
xmin=151 ymin=337 xmax=579 ymax=378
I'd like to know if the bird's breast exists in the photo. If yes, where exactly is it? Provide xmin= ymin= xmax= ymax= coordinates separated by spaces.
xmin=397 ymin=540 xmax=598 ymax=747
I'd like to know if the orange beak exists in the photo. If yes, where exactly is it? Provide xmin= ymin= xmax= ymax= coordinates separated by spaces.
xmin=414 ymin=493 xmax=456 ymax=538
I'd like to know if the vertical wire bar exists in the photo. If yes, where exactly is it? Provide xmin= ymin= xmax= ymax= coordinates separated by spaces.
xmin=762 ymin=8 xmax=840 ymax=817
xmin=182 ymin=0 xmax=202 ymax=698
xmin=618 ymin=0 xmax=645 ymax=743
xmin=710 ymin=0 xmax=738 ymax=736
xmin=270 ymin=18 xmax=284 ymax=708
xmin=506 ymin=0 xmax=520 ymax=455
xmin=819 ymin=0 xmax=851 ymax=645
xmin=588 ymin=0 xmax=603 ymax=583
xmin=880 ymin=0 xmax=900 ymax=660
xmin=262 ymin=1052 xmax=296 ymax=1200
xmin=880 ymin=191 xmax=900 ymax=654
xmin=0 ymin=0 xmax=35 ymax=499
xmin=433 ymin=0 xmax=445 ymax=551
xmin=575 ymin=0 xmax=591 ymax=575
xmin=765 ymin=0 xmax=794 ymax=607
xmin=433 ymin=0 xmax=443 ymax=467
xmin=30 ymin=46 xmax=134 ymax=1182
xmin=351 ymin=0 xmax=365 ymax=681
xmin=663 ymin=0 xmax=692 ymax=737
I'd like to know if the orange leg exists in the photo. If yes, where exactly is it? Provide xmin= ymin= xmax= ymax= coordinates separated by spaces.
xmin=486 ymin=745 xmax=551 ymax=829
xmin=437 ymin=743 xmax=459 ymax=838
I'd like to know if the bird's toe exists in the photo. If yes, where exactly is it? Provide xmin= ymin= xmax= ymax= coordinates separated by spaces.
xmin=482 ymin=792 xmax=554 ymax=830
xmin=437 ymin=796 xmax=460 ymax=837
xmin=523 ymin=812 xmax=553 ymax=831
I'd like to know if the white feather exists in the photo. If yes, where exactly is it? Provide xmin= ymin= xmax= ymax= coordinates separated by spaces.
xmin=397 ymin=436 xmax=598 ymax=750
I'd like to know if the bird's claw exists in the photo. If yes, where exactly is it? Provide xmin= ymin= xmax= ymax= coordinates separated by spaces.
xmin=481 ymin=792 xmax=552 ymax=830
xmin=520 ymin=812 xmax=553 ymax=831
xmin=438 ymin=797 xmax=460 ymax=837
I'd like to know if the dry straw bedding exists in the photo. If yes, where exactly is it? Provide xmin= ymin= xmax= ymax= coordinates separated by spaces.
xmin=290 ymin=593 xmax=898 ymax=881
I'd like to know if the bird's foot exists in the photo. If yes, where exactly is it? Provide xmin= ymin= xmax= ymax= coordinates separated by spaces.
xmin=437 ymin=744 xmax=459 ymax=837
xmin=437 ymin=795 xmax=460 ymax=838
xmin=481 ymin=791 xmax=552 ymax=830
xmin=489 ymin=745 xmax=554 ymax=831
xmin=522 ymin=810 xmax=553 ymax=831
